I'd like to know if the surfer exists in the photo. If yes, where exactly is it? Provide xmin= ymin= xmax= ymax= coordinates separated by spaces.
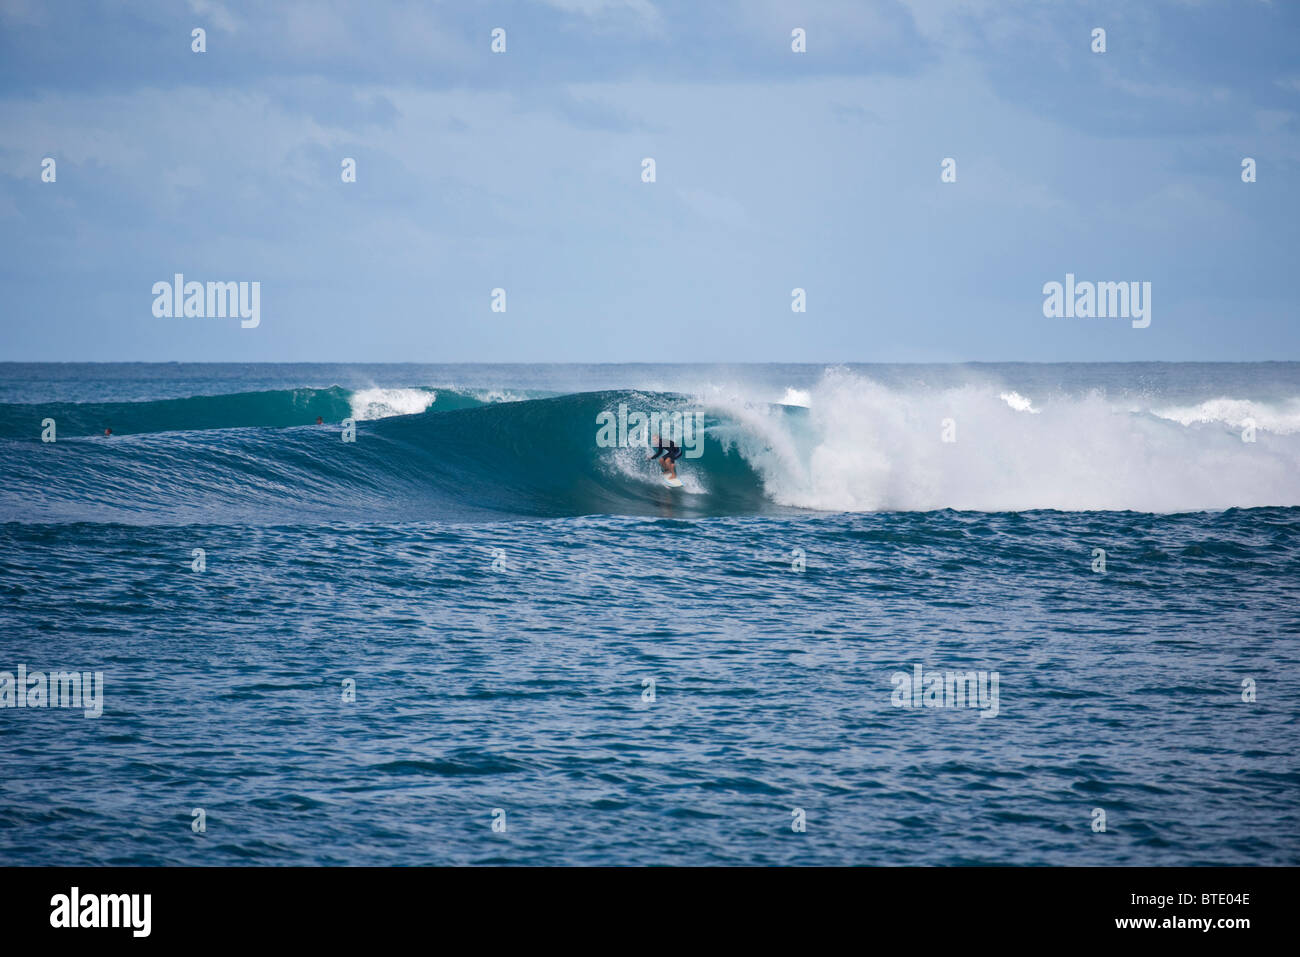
xmin=648 ymin=433 xmax=683 ymax=481
xmin=315 ymin=416 xmax=323 ymax=425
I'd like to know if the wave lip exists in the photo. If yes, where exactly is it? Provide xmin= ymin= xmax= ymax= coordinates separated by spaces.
xmin=348 ymin=387 xmax=442 ymax=420
xmin=0 ymin=385 xmax=504 ymax=439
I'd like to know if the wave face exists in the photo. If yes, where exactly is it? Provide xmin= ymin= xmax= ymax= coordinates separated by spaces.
xmin=2 ymin=371 xmax=1300 ymax=523
xmin=0 ymin=386 xmax=499 ymax=438
xmin=0 ymin=390 xmax=765 ymax=523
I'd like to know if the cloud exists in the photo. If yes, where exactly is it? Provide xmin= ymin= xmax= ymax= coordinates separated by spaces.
xmin=539 ymin=0 xmax=660 ymax=20
xmin=187 ymin=0 xmax=241 ymax=34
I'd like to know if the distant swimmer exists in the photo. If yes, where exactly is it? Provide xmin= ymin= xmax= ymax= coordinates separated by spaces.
xmin=104 ymin=427 xmax=112 ymax=436
xmin=648 ymin=433 xmax=683 ymax=482
xmin=316 ymin=416 xmax=323 ymax=425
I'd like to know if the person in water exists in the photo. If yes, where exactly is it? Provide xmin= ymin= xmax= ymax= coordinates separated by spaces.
xmin=648 ymin=433 xmax=683 ymax=480
xmin=315 ymin=416 xmax=323 ymax=425
xmin=104 ymin=427 xmax=112 ymax=436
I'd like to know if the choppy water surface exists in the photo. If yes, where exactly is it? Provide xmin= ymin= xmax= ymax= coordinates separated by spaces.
xmin=1 ymin=364 xmax=1297 ymax=864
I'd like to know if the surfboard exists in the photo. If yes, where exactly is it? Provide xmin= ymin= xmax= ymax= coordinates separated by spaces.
xmin=663 ymin=476 xmax=683 ymax=488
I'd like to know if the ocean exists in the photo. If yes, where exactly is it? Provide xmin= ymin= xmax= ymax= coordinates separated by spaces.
xmin=1 ymin=362 xmax=1297 ymax=865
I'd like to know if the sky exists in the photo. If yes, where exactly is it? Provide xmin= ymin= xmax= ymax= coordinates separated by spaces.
xmin=0 ymin=0 xmax=1296 ymax=363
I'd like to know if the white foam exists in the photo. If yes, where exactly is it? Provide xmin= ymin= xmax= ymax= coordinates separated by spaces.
xmin=606 ymin=442 xmax=706 ymax=494
xmin=1151 ymin=397 xmax=1300 ymax=435
xmin=699 ymin=371 xmax=1300 ymax=512
xmin=471 ymin=388 xmax=526 ymax=404
xmin=349 ymin=388 xmax=438 ymax=420
xmin=1000 ymin=391 xmax=1040 ymax=414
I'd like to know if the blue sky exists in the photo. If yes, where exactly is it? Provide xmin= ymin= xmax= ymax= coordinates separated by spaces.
xmin=0 ymin=0 xmax=1296 ymax=362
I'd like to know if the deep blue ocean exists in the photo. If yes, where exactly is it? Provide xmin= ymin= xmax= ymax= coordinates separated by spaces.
xmin=1 ymin=362 xmax=1297 ymax=865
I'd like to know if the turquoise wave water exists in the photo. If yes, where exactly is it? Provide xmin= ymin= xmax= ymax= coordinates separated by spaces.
xmin=5 ymin=372 xmax=1300 ymax=522
xmin=0 ymin=390 xmax=778 ymax=522
xmin=0 ymin=385 xmax=498 ymax=438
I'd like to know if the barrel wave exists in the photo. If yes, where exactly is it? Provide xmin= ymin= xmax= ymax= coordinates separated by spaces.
xmin=0 ymin=390 xmax=770 ymax=523
xmin=3 ymin=372 xmax=1299 ymax=524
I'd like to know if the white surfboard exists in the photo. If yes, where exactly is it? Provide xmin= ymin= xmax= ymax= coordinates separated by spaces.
xmin=662 ymin=476 xmax=683 ymax=488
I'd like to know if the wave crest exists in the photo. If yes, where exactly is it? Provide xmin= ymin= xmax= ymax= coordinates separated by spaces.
xmin=3 ymin=375 xmax=1299 ymax=522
